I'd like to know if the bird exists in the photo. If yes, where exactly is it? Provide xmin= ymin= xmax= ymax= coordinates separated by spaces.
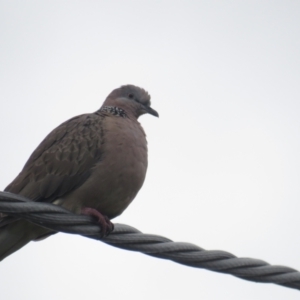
xmin=0 ymin=84 xmax=158 ymax=261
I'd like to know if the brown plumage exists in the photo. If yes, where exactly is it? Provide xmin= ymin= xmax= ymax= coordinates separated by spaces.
xmin=0 ymin=84 xmax=158 ymax=261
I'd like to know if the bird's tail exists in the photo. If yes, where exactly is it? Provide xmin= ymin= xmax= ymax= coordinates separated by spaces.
xmin=0 ymin=220 xmax=51 ymax=262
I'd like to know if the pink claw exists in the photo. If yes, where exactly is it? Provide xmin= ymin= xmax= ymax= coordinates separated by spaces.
xmin=81 ymin=207 xmax=114 ymax=237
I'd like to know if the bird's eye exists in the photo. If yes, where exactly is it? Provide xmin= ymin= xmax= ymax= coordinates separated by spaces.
xmin=128 ymin=93 xmax=134 ymax=99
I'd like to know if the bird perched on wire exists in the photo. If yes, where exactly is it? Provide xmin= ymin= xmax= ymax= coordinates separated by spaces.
xmin=0 ymin=85 xmax=158 ymax=261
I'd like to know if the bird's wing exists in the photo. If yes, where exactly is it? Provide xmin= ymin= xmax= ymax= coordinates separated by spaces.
xmin=5 ymin=113 xmax=104 ymax=202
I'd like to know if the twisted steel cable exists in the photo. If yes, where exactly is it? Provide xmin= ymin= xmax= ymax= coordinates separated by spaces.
xmin=0 ymin=191 xmax=299 ymax=291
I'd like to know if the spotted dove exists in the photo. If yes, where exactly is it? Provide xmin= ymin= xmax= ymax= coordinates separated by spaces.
xmin=0 ymin=85 xmax=158 ymax=261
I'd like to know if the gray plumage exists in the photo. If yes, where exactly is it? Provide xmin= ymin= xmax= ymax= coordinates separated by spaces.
xmin=0 ymin=84 xmax=158 ymax=261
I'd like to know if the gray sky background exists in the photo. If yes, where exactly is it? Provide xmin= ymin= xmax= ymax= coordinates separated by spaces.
xmin=1 ymin=1 xmax=300 ymax=299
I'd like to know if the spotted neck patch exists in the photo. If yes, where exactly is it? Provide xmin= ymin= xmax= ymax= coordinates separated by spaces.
xmin=99 ymin=106 xmax=127 ymax=117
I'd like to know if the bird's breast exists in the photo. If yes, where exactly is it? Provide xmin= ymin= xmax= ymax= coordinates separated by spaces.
xmin=60 ymin=116 xmax=148 ymax=219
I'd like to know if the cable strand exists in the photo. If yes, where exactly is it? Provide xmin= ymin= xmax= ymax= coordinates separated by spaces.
xmin=0 ymin=191 xmax=299 ymax=291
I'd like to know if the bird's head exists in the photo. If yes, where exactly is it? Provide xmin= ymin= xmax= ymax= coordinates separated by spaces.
xmin=103 ymin=85 xmax=159 ymax=119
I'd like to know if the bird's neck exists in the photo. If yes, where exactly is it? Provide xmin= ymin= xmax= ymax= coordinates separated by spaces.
xmin=99 ymin=106 xmax=127 ymax=117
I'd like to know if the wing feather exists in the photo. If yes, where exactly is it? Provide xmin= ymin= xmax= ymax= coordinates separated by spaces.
xmin=5 ymin=113 xmax=104 ymax=203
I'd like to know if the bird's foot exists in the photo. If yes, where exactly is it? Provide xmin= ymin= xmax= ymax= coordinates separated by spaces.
xmin=81 ymin=207 xmax=114 ymax=237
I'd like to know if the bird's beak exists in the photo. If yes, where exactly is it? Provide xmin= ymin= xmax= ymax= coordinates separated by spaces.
xmin=144 ymin=105 xmax=159 ymax=117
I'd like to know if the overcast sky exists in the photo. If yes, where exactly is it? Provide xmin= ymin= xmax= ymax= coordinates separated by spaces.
xmin=1 ymin=1 xmax=300 ymax=299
